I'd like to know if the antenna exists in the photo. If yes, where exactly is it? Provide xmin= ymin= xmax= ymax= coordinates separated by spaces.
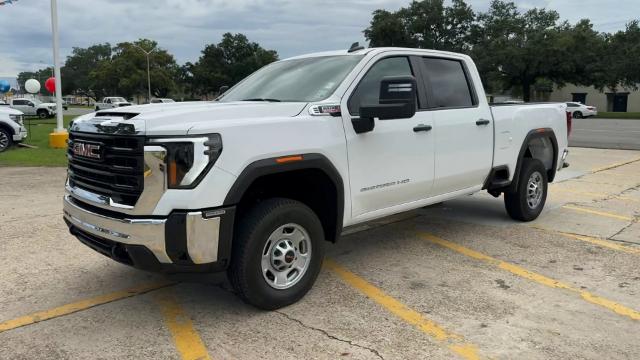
xmin=348 ymin=42 xmax=365 ymax=53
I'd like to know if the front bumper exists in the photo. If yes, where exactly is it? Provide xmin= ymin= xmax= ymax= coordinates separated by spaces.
xmin=13 ymin=126 xmax=27 ymax=141
xmin=63 ymin=195 xmax=235 ymax=273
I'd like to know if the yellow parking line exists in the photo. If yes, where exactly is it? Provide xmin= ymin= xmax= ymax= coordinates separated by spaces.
xmin=0 ymin=281 xmax=174 ymax=333
xmin=531 ymin=226 xmax=640 ymax=256
xmin=562 ymin=205 xmax=634 ymax=221
xmin=155 ymin=290 xmax=211 ymax=360
xmin=591 ymin=157 xmax=640 ymax=173
xmin=549 ymin=188 xmax=640 ymax=203
xmin=419 ymin=233 xmax=640 ymax=321
xmin=325 ymin=259 xmax=481 ymax=360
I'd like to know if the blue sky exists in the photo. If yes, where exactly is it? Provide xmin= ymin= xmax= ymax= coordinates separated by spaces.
xmin=0 ymin=0 xmax=638 ymax=85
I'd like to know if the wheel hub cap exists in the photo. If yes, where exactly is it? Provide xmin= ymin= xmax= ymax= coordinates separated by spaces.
xmin=261 ymin=223 xmax=312 ymax=290
xmin=526 ymin=171 xmax=544 ymax=209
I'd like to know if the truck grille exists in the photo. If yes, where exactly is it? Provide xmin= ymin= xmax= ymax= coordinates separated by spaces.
xmin=67 ymin=132 xmax=145 ymax=206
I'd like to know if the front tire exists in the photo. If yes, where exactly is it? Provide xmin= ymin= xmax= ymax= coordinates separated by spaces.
xmin=37 ymin=110 xmax=48 ymax=119
xmin=228 ymin=198 xmax=325 ymax=310
xmin=0 ymin=127 xmax=12 ymax=152
xmin=504 ymin=158 xmax=548 ymax=221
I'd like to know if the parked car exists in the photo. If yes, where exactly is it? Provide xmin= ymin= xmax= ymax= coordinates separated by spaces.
xmin=0 ymin=107 xmax=27 ymax=152
xmin=9 ymin=98 xmax=56 ymax=118
xmin=566 ymin=102 xmax=597 ymax=118
xmin=0 ymin=100 xmax=8 ymax=106
xmin=94 ymin=97 xmax=132 ymax=111
xmin=150 ymin=98 xmax=175 ymax=104
xmin=63 ymin=46 xmax=570 ymax=310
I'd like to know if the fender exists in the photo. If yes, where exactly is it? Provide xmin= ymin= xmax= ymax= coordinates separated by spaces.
xmin=509 ymin=128 xmax=558 ymax=192
xmin=223 ymin=153 xmax=345 ymax=242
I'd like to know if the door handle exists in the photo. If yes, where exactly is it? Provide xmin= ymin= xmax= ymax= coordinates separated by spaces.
xmin=476 ymin=119 xmax=491 ymax=126
xmin=413 ymin=124 xmax=432 ymax=132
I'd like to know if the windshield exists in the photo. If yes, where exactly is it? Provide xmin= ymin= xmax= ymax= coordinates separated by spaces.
xmin=32 ymin=99 xmax=42 ymax=105
xmin=220 ymin=55 xmax=364 ymax=103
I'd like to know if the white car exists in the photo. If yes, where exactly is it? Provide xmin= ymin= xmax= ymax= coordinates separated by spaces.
xmin=9 ymin=98 xmax=56 ymax=119
xmin=94 ymin=97 xmax=132 ymax=111
xmin=566 ymin=102 xmax=597 ymax=118
xmin=0 ymin=107 xmax=27 ymax=152
xmin=150 ymin=98 xmax=175 ymax=104
xmin=64 ymin=46 xmax=570 ymax=310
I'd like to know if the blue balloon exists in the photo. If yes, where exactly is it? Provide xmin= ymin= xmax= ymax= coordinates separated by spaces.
xmin=0 ymin=80 xmax=10 ymax=93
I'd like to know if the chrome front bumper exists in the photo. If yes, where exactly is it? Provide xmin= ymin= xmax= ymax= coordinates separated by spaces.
xmin=13 ymin=127 xmax=27 ymax=141
xmin=63 ymin=195 xmax=222 ymax=265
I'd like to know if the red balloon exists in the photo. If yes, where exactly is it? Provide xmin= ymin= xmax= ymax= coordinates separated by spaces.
xmin=45 ymin=77 xmax=56 ymax=93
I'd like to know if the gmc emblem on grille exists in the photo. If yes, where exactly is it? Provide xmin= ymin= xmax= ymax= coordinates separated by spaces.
xmin=73 ymin=142 xmax=102 ymax=160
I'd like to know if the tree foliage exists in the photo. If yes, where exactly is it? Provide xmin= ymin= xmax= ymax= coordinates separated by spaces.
xmin=185 ymin=33 xmax=278 ymax=97
xmin=365 ymin=0 xmax=475 ymax=52
xmin=365 ymin=0 xmax=639 ymax=101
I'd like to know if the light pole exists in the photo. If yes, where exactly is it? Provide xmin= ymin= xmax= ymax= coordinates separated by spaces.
xmin=133 ymin=44 xmax=156 ymax=103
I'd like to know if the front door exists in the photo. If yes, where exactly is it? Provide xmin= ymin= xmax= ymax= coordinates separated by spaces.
xmin=12 ymin=99 xmax=33 ymax=115
xmin=342 ymin=55 xmax=435 ymax=219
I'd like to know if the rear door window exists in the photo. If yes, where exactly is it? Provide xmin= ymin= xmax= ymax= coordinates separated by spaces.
xmin=422 ymin=58 xmax=475 ymax=109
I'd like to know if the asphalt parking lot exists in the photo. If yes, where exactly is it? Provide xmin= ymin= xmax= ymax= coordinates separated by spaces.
xmin=1 ymin=147 xmax=639 ymax=359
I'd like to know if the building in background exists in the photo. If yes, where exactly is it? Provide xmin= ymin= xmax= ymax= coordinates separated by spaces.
xmin=548 ymin=84 xmax=640 ymax=112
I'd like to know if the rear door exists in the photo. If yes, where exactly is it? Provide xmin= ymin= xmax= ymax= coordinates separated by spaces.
xmin=419 ymin=56 xmax=493 ymax=195
xmin=342 ymin=54 xmax=435 ymax=219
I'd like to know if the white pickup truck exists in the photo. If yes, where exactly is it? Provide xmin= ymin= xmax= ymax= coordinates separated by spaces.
xmin=63 ymin=46 xmax=570 ymax=309
xmin=94 ymin=97 xmax=132 ymax=111
xmin=0 ymin=107 xmax=27 ymax=152
xmin=9 ymin=98 xmax=57 ymax=119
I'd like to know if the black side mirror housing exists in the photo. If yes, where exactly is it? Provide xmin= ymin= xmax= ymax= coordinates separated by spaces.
xmin=355 ymin=75 xmax=417 ymax=134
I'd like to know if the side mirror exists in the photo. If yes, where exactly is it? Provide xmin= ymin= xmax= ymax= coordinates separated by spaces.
xmin=355 ymin=75 xmax=417 ymax=134
xmin=29 ymin=103 xmax=35 ymax=107
xmin=219 ymin=85 xmax=229 ymax=94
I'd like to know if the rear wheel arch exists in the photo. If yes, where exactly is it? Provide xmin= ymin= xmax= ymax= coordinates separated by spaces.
xmin=509 ymin=129 xmax=558 ymax=193
xmin=224 ymin=154 xmax=345 ymax=243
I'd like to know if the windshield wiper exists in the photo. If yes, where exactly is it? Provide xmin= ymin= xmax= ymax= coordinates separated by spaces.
xmin=241 ymin=98 xmax=281 ymax=102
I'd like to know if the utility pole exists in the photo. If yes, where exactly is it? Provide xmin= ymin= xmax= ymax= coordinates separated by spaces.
xmin=133 ymin=44 xmax=156 ymax=103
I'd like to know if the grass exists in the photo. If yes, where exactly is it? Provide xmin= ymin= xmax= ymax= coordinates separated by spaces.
xmin=594 ymin=112 xmax=640 ymax=119
xmin=0 ymin=115 xmax=74 ymax=167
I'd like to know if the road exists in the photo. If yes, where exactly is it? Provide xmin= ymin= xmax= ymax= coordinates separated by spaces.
xmin=1 ymin=147 xmax=639 ymax=359
xmin=570 ymin=118 xmax=640 ymax=150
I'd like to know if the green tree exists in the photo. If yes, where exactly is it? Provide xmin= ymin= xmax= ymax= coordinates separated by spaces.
xmin=602 ymin=21 xmax=640 ymax=91
xmin=188 ymin=33 xmax=278 ymax=96
xmin=470 ymin=1 xmax=605 ymax=101
xmin=364 ymin=0 xmax=475 ymax=52
xmin=62 ymin=43 xmax=112 ymax=100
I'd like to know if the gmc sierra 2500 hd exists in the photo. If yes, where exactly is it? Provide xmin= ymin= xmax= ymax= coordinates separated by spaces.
xmin=63 ymin=46 xmax=570 ymax=309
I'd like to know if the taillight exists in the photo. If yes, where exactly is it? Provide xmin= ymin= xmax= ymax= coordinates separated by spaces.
xmin=566 ymin=111 xmax=572 ymax=137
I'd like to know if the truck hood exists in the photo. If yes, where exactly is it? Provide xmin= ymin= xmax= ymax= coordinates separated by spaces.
xmin=72 ymin=101 xmax=307 ymax=136
xmin=0 ymin=107 xmax=24 ymax=116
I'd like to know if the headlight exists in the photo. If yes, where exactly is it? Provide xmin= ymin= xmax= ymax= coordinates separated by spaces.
xmin=9 ymin=114 xmax=24 ymax=125
xmin=150 ymin=134 xmax=223 ymax=189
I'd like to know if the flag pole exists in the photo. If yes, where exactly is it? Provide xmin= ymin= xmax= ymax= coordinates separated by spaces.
xmin=49 ymin=0 xmax=68 ymax=148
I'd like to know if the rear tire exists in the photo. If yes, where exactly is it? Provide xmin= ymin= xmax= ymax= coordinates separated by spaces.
xmin=504 ymin=158 xmax=548 ymax=221
xmin=0 ymin=127 xmax=12 ymax=152
xmin=228 ymin=198 xmax=325 ymax=310
xmin=573 ymin=111 xmax=583 ymax=119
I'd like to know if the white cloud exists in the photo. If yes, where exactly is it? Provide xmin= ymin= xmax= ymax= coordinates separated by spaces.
xmin=0 ymin=0 xmax=637 ymax=77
